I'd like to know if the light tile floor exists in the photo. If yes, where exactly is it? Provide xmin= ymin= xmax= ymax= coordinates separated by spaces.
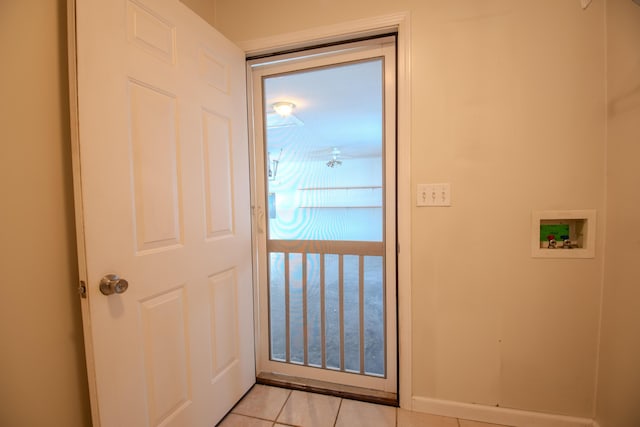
xmin=218 ymin=385 xmax=512 ymax=427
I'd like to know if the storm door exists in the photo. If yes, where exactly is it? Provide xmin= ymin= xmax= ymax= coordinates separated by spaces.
xmin=249 ymin=37 xmax=397 ymax=394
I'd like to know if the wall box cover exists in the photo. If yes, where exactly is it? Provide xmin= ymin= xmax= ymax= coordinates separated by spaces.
xmin=531 ymin=210 xmax=596 ymax=258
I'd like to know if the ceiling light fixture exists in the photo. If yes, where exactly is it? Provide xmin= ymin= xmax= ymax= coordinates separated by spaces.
xmin=272 ymin=101 xmax=295 ymax=117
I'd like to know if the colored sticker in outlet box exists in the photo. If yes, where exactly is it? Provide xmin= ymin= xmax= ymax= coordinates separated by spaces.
xmin=540 ymin=224 xmax=570 ymax=241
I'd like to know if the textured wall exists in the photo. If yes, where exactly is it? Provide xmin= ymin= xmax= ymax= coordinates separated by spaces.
xmin=214 ymin=0 xmax=606 ymax=418
xmin=595 ymin=0 xmax=640 ymax=426
xmin=0 ymin=1 xmax=91 ymax=426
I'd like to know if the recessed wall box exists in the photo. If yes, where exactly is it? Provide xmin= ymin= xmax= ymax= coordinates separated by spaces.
xmin=531 ymin=210 xmax=596 ymax=258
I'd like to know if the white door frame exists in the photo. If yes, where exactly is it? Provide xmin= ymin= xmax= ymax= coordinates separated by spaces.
xmin=241 ymin=12 xmax=413 ymax=409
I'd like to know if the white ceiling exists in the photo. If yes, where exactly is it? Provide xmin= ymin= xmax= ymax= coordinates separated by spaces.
xmin=263 ymin=58 xmax=384 ymax=162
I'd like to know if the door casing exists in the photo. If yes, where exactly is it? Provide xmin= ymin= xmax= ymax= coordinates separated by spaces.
xmin=242 ymin=13 xmax=413 ymax=408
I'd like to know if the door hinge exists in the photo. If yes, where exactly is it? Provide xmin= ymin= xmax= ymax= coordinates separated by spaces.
xmin=78 ymin=280 xmax=87 ymax=299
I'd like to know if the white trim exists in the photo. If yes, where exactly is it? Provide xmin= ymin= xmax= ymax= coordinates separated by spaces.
xmin=240 ymin=11 xmax=412 ymax=408
xmin=412 ymin=396 xmax=595 ymax=427
xmin=245 ymin=60 xmax=263 ymax=395
xmin=395 ymin=12 xmax=413 ymax=411
xmin=592 ymin=1 xmax=609 ymax=416
xmin=66 ymin=1 xmax=101 ymax=426
xmin=238 ymin=12 xmax=410 ymax=56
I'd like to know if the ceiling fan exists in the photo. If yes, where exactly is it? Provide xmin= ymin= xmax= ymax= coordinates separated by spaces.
xmin=326 ymin=147 xmax=343 ymax=168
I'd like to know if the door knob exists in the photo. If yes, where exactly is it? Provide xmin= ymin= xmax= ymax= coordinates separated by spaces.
xmin=99 ymin=274 xmax=129 ymax=295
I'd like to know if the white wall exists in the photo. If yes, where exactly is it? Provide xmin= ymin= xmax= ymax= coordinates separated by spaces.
xmin=595 ymin=1 xmax=640 ymax=426
xmin=214 ymin=0 xmax=606 ymax=418
xmin=0 ymin=1 xmax=91 ymax=425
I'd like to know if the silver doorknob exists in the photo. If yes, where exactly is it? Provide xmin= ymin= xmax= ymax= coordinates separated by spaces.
xmin=99 ymin=274 xmax=129 ymax=295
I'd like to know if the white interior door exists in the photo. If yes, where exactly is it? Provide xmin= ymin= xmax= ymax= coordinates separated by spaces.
xmin=69 ymin=0 xmax=254 ymax=425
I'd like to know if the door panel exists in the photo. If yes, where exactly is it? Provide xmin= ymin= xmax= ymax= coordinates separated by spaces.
xmin=127 ymin=1 xmax=176 ymax=64
xmin=71 ymin=0 xmax=254 ymax=425
xmin=209 ymin=269 xmax=240 ymax=376
xmin=202 ymin=110 xmax=234 ymax=238
xmin=140 ymin=287 xmax=190 ymax=425
xmin=129 ymin=80 xmax=182 ymax=252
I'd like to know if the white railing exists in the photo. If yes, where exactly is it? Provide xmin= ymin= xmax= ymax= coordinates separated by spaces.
xmin=267 ymin=239 xmax=385 ymax=377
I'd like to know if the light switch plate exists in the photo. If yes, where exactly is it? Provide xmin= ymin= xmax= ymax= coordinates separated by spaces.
xmin=417 ymin=183 xmax=451 ymax=207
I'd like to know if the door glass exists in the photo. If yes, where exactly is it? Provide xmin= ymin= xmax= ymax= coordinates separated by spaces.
xmin=263 ymin=59 xmax=386 ymax=377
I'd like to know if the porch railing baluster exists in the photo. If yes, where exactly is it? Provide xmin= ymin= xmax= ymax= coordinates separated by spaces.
xmin=267 ymin=240 xmax=384 ymax=377
xmin=284 ymin=252 xmax=290 ymax=363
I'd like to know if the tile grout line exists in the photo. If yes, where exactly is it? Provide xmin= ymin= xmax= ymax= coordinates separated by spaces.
xmin=233 ymin=412 xmax=289 ymax=425
xmin=395 ymin=405 xmax=398 ymax=427
xmin=332 ymin=398 xmax=344 ymax=427
xmin=228 ymin=386 xmax=296 ymax=425
xmin=224 ymin=412 xmax=283 ymax=425
xmin=273 ymin=388 xmax=293 ymax=426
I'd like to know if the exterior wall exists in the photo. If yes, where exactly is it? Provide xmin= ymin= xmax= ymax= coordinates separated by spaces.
xmin=595 ymin=0 xmax=640 ymax=426
xmin=0 ymin=1 xmax=91 ymax=426
xmin=214 ymin=0 xmax=607 ymax=418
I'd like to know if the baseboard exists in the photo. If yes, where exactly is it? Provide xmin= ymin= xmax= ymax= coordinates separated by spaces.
xmin=412 ymin=396 xmax=595 ymax=427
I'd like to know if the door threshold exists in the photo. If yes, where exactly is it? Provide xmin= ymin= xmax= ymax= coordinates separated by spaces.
xmin=256 ymin=372 xmax=398 ymax=407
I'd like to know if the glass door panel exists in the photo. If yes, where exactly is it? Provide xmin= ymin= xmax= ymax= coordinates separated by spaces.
xmin=250 ymin=38 xmax=396 ymax=392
